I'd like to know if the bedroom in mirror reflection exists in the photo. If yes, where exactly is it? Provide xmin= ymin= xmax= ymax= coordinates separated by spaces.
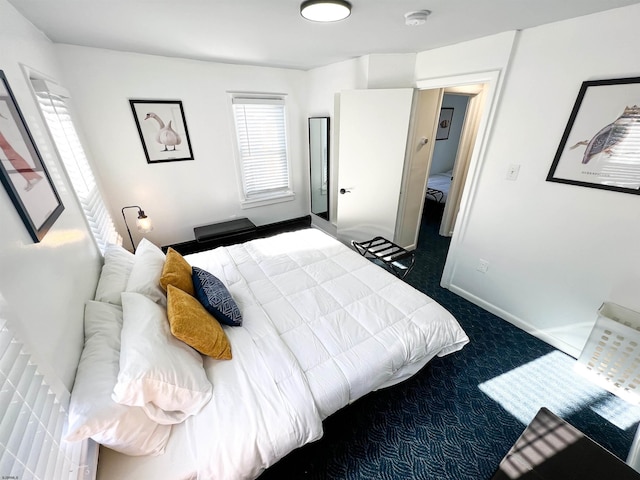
xmin=309 ymin=117 xmax=330 ymax=221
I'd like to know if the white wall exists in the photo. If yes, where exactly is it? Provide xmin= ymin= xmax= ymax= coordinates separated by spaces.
xmin=367 ymin=53 xmax=416 ymax=88
xmin=54 ymin=45 xmax=310 ymax=248
xmin=0 ymin=0 xmax=101 ymax=391
xmin=415 ymin=31 xmax=517 ymax=80
xmin=436 ymin=4 xmax=640 ymax=357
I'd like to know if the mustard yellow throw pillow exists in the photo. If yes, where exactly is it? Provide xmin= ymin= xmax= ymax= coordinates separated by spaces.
xmin=160 ymin=248 xmax=195 ymax=296
xmin=166 ymin=285 xmax=232 ymax=360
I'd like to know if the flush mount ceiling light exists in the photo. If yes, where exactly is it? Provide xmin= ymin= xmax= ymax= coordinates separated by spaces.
xmin=404 ymin=10 xmax=431 ymax=26
xmin=300 ymin=0 xmax=352 ymax=22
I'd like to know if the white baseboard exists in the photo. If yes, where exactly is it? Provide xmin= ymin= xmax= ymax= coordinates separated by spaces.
xmin=447 ymin=283 xmax=581 ymax=359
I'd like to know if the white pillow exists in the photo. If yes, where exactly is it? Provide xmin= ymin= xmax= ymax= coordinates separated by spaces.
xmin=94 ymin=244 xmax=135 ymax=305
xmin=125 ymin=238 xmax=167 ymax=306
xmin=113 ymin=292 xmax=213 ymax=424
xmin=65 ymin=301 xmax=171 ymax=456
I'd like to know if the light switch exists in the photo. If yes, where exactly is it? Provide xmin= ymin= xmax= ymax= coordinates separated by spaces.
xmin=506 ymin=164 xmax=520 ymax=181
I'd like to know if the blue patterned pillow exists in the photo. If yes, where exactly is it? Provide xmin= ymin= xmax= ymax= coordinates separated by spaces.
xmin=192 ymin=267 xmax=242 ymax=327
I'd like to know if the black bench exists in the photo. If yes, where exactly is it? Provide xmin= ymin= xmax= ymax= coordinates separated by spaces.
xmin=194 ymin=218 xmax=256 ymax=243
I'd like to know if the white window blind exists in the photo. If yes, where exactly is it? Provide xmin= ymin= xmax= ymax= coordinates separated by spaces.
xmin=232 ymin=97 xmax=292 ymax=201
xmin=31 ymin=79 xmax=121 ymax=253
xmin=0 ymin=316 xmax=87 ymax=479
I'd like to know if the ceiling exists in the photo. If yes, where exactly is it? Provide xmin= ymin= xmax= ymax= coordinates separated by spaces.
xmin=8 ymin=0 xmax=640 ymax=70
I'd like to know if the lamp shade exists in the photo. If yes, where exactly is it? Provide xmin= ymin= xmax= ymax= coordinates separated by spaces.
xmin=136 ymin=214 xmax=153 ymax=233
xmin=300 ymin=0 xmax=351 ymax=22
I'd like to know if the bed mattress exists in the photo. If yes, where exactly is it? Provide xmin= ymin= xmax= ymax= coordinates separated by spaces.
xmin=97 ymin=228 xmax=468 ymax=479
xmin=426 ymin=170 xmax=453 ymax=203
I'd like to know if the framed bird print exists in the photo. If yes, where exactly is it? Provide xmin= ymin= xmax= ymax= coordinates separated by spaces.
xmin=436 ymin=107 xmax=454 ymax=140
xmin=547 ymin=77 xmax=640 ymax=194
xmin=129 ymin=99 xmax=194 ymax=163
xmin=0 ymin=70 xmax=64 ymax=242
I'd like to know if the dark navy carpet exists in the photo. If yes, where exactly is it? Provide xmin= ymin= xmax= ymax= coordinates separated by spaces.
xmin=259 ymin=203 xmax=640 ymax=479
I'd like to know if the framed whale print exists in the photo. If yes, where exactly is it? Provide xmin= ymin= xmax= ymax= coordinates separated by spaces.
xmin=547 ymin=77 xmax=640 ymax=195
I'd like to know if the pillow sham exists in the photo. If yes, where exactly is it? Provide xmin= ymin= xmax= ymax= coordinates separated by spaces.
xmin=113 ymin=292 xmax=213 ymax=425
xmin=167 ymin=285 xmax=232 ymax=359
xmin=125 ymin=238 xmax=167 ymax=306
xmin=192 ymin=266 xmax=243 ymax=327
xmin=160 ymin=248 xmax=194 ymax=296
xmin=94 ymin=244 xmax=135 ymax=306
xmin=65 ymin=301 xmax=170 ymax=456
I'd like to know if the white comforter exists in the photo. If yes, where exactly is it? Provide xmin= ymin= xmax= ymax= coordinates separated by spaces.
xmin=182 ymin=228 xmax=468 ymax=479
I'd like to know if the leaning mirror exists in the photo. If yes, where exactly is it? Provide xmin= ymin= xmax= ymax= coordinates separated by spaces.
xmin=309 ymin=117 xmax=330 ymax=220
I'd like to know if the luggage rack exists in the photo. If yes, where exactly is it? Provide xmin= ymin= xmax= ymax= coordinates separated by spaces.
xmin=351 ymin=236 xmax=416 ymax=279
xmin=425 ymin=188 xmax=444 ymax=203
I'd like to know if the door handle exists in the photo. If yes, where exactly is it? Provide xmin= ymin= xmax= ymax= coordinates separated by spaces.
xmin=339 ymin=188 xmax=352 ymax=194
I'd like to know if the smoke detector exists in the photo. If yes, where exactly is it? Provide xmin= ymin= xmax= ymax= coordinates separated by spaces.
xmin=404 ymin=10 xmax=431 ymax=26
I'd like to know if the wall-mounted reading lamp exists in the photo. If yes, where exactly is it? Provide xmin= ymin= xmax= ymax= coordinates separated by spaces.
xmin=121 ymin=205 xmax=153 ymax=253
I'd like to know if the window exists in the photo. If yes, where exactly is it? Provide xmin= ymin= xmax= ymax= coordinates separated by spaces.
xmin=231 ymin=95 xmax=293 ymax=207
xmin=30 ymin=78 xmax=120 ymax=253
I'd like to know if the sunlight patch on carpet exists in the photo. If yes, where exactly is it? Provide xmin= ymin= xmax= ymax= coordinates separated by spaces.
xmin=478 ymin=351 xmax=640 ymax=429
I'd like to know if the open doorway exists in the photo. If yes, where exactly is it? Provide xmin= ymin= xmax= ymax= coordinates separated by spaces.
xmin=420 ymin=83 xmax=486 ymax=244
xmin=423 ymin=93 xmax=470 ymax=234
xmin=334 ymin=72 xmax=500 ymax=287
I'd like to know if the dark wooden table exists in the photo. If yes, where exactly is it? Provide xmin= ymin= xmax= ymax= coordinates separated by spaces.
xmin=491 ymin=407 xmax=640 ymax=479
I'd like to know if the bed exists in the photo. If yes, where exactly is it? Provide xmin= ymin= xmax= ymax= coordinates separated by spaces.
xmin=425 ymin=169 xmax=453 ymax=204
xmin=69 ymin=228 xmax=468 ymax=480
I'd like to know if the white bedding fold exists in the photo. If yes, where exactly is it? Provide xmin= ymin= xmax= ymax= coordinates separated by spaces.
xmin=190 ymin=325 xmax=323 ymax=479
xmin=186 ymin=246 xmax=324 ymax=479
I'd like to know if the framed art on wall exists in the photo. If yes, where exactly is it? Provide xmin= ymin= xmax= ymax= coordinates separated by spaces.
xmin=0 ymin=70 xmax=64 ymax=242
xmin=436 ymin=107 xmax=454 ymax=140
xmin=130 ymin=99 xmax=194 ymax=163
xmin=547 ymin=77 xmax=640 ymax=194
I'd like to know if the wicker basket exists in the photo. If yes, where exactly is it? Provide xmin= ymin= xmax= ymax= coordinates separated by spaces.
xmin=576 ymin=302 xmax=640 ymax=404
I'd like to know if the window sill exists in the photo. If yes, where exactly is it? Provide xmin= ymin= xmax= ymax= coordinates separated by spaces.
xmin=240 ymin=191 xmax=295 ymax=209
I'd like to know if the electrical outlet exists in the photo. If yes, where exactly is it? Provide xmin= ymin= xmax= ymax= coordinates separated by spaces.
xmin=506 ymin=164 xmax=520 ymax=181
xmin=477 ymin=259 xmax=489 ymax=273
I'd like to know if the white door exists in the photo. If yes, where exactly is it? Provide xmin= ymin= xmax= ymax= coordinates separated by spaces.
xmin=395 ymin=88 xmax=443 ymax=250
xmin=336 ymin=88 xmax=414 ymax=245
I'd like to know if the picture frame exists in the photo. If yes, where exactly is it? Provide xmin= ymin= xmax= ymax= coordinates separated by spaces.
xmin=547 ymin=77 xmax=640 ymax=194
xmin=436 ymin=107 xmax=454 ymax=140
xmin=130 ymin=99 xmax=194 ymax=163
xmin=0 ymin=70 xmax=64 ymax=242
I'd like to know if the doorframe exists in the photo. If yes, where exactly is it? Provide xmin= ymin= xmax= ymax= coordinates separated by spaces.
xmin=439 ymin=86 xmax=484 ymax=238
xmin=416 ymin=70 xmax=503 ymax=288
